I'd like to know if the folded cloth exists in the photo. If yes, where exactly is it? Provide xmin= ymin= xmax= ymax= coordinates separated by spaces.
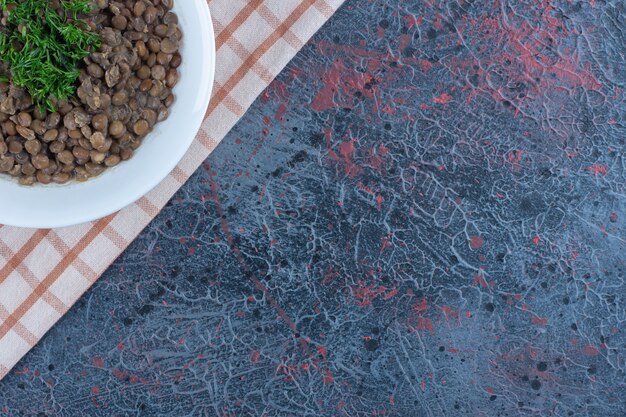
xmin=0 ymin=0 xmax=344 ymax=380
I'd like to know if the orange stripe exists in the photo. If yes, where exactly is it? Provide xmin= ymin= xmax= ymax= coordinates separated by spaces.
xmin=0 ymin=304 xmax=38 ymax=346
xmin=215 ymin=0 xmax=264 ymax=49
xmin=313 ymin=0 xmax=334 ymax=18
xmin=0 ymin=229 xmax=49 ymax=285
xmin=206 ymin=0 xmax=317 ymax=116
xmin=0 ymin=236 xmax=69 ymax=317
xmin=136 ymin=196 xmax=160 ymax=218
xmin=46 ymin=231 xmax=99 ymax=282
xmin=0 ymin=364 xmax=8 ymax=378
xmin=102 ymin=225 xmax=127 ymax=251
xmin=171 ymin=166 xmax=188 ymax=184
xmin=205 ymin=80 xmax=245 ymax=119
xmin=257 ymin=4 xmax=304 ymax=50
xmin=0 ymin=215 xmax=115 ymax=341
xmin=214 ymin=21 xmax=275 ymax=84
xmin=196 ymin=129 xmax=216 ymax=151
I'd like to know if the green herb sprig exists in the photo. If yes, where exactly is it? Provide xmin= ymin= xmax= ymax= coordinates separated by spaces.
xmin=0 ymin=0 xmax=100 ymax=111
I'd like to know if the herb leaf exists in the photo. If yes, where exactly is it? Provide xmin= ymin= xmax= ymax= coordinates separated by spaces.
xmin=0 ymin=0 xmax=100 ymax=111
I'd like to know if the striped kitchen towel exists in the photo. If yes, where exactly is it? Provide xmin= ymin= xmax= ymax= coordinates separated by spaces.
xmin=0 ymin=0 xmax=344 ymax=380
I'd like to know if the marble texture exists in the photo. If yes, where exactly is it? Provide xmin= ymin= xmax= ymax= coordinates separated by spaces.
xmin=0 ymin=0 xmax=624 ymax=415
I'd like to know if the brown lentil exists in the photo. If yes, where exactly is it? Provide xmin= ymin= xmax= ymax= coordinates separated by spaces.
xmin=24 ymin=140 xmax=41 ymax=155
xmin=16 ymin=112 xmax=32 ymax=127
xmin=133 ymin=119 xmax=150 ymax=136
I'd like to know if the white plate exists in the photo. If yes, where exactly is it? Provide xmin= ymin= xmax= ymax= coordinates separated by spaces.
xmin=0 ymin=0 xmax=215 ymax=229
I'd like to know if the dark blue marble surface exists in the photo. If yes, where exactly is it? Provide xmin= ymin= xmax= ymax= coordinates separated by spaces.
xmin=1 ymin=0 xmax=625 ymax=415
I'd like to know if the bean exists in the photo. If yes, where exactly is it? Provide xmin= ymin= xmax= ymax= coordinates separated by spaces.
xmin=100 ymin=93 xmax=112 ymax=109
xmin=155 ymin=24 xmax=168 ymax=37
xmin=72 ymin=146 xmax=90 ymax=163
xmin=104 ymin=154 xmax=121 ymax=167
xmin=111 ymin=91 xmax=126 ymax=107
xmin=92 ymin=114 xmax=108 ymax=131
xmin=120 ymin=148 xmax=133 ymax=160
xmin=3 ymin=121 xmax=16 ymax=136
xmin=90 ymin=131 xmax=106 ymax=149
xmin=24 ymin=140 xmax=41 ymax=155
xmin=133 ymin=119 xmax=150 ymax=136
xmin=43 ymin=129 xmax=58 ymax=142
xmin=74 ymin=167 xmax=89 ymax=182
xmin=79 ymin=138 xmax=93 ymax=151
xmin=130 ymin=137 xmax=143 ymax=150
xmin=149 ymin=82 xmax=163 ymax=97
xmin=143 ymin=109 xmax=157 ymax=126
xmin=110 ymin=143 xmax=120 ymax=154
xmin=0 ymin=155 xmax=14 ymax=172
xmin=87 ymin=63 xmax=104 ymax=78
xmin=36 ymin=171 xmax=52 ymax=184
xmin=128 ymin=31 xmax=145 ymax=41
xmin=90 ymin=151 xmax=106 ymax=164
xmin=163 ymin=12 xmax=178 ymax=25
xmin=57 ymin=150 xmax=75 ymax=165
xmin=109 ymin=121 xmax=126 ymax=137
xmin=118 ymin=132 xmax=134 ymax=145
xmin=31 ymin=154 xmax=49 ymax=170
xmin=112 ymin=15 xmax=127 ymax=30
xmin=144 ymin=6 xmax=158 ymax=24
xmin=16 ymin=125 xmax=35 ymax=140
xmin=85 ymin=162 xmax=105 ymax=176
xmin=33 ymin=107 xmax=47 ymax=121
xmin=136 ymin=92 xmax=148 ymax=107
xmin=96 ymin=139 xmax=112 ymax=153
xmin=160 ymin=38 xmax=178 ymax=54
xmin=31 ymin=120 xmax=46 ymax=135
xmin=137 ymin=65 xmax=151 ymax=79
xmin=68 ymin=129 xmax=83 ymax=140
xmin=166 ymin=69 xmax=178 ymax=88
xmin=42 ymin=161 xmax=57 ymax=175
xmin=45 ymin=112 xmax=61 ymax=129
xmin=156 ymin=52 xmax=172 ymax=65
xmin=136 ymin=40 xmax=147 ymax=58
xmin=14 ymin=150 xmax=29 ymax=165
xmin=140 ymin=79 xmax=153 ymax=92
xmin=147 ymin=96 xmax=161 ymax=109
xmin=8 ymin=140 xmax=22 ymax=154
xmin=16 ymin=112 xmax=31 ymax=127
xmin=133 ymin=2 xmax=146 ymax=17
xmin=81 ymin=125 xmax=92 ymax=139
xmin=151 ymin=65 xmax=166 ymax=80
xmin=8 ymin=165 xmax=22 ymax=177
xmin=0 ymin=140 xmax=6 ymax=155
xmin=57 ymin=101 xmax=73 ymax=115
xmin=128 ymin=76 xmax=142 ymax=89
xmin=49 ymin=141 xmax=65 ymax=154
xmin=57 ymin=128 xmax=68 ymax=141
xmin=147 ymin=53 xmax=157 ymax=67
xmin=147 ymin=38 xmax=160 ymax=53
xmin=170 ymin=52 xmax=182 ymax=68
xmin=157 ymin=107 xmax=169 ymax=121
xmin=21 ymin=162 xmax=36 ymax=176
xmin=60 ymin=163 xmax=74 ymax=173
xmin=52 ymin=172 xmax=70 ymax=184
xmin=19 ymin=176 xmax=35 ymax=186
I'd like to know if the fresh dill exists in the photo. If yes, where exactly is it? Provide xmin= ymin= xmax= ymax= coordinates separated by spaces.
xmin=0 ymin=0 xmax=100 ymax=111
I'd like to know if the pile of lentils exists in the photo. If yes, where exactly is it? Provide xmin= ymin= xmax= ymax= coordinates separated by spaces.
xmin=0 ymin=0 xmax=181 ymax=185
